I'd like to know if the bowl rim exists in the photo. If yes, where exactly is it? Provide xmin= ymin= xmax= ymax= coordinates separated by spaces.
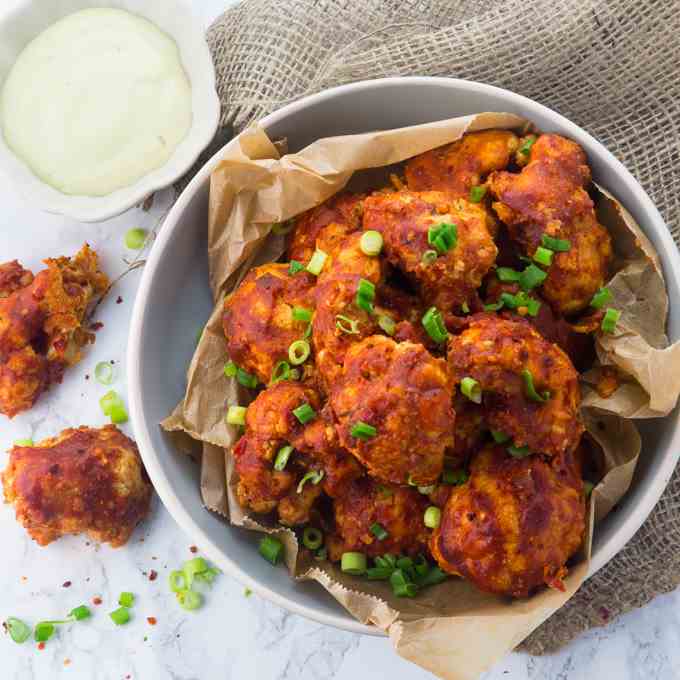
xmin=128 ymin=75 xmax=680 ymax=636
xmin=0 ymin=0 xmax=220 ymax=222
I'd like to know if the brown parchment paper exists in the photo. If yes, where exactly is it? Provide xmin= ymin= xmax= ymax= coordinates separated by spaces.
xmin=162 ymin=113 xmax=680 ymax=680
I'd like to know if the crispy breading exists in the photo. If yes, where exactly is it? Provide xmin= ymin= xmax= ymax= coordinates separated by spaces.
xmin=1 ymin=426 xmax=152 ymax=547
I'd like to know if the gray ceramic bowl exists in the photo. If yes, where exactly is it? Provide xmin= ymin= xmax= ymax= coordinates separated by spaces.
xmin=128 ymin=77 xmax=680 ymax=635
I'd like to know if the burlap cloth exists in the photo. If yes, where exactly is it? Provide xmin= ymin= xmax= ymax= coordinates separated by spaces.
xmin=187 ymin=0 xmax=680 ymax=654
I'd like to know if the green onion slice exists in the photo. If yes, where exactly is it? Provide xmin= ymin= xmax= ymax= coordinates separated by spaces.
xmin=224 ymin=360 xmax=238 ymax=378
xmin=590 ymin=287 xmax=612 ymax=309
xmin=424 ymin=506 xmax=441 ymax=529
xmin=366 ymin=566 xmax=393 ymax=580
xmin=421 ymin=249 xmax=438 ymax=265
xmin=274 ymin=445 xmax=293 ymax=471
xmin=94 ymin=361 xmax=114 ymax=385
xmin=441 ymin=468 xmax=468 ymax=485
xmin=460 ymin=376 xmax=482 ymax=404
xmin=292 ymin=307 xmax=312 ymax=323
xmin=341 ymin=552 xmax=367 ymax=576
xmin=483 ymin=301 xmax=504 ymax=312
xmin=360 ymin=230 xmax=384 ymax=256
xmin=270 ymin=360 xmax=291 ymax=384
xmin=584 ymin=481 xmax=595 ymax=497
xmin=533 ymin=246 xmax=554 ymax=267
xmin=288 ymin=339 xmax=310 ymax=365
xmin=522 ymin=369 xmax=551 ymax=403
xmin=226 ymin=405 xmax=247 ymax=426
xmin=416 ymin=565 xmax=448 ymax=587
xmin=490 ymin=430 xmax=510 ymax=444
xmin=335 ymin=314 xmax=360 ymax=335
xmin=428 ymin=222 xmax=458 ymax=254
xmin=601 ymin=308 xmax=621 ymax=333
xmin=183 ymin=557 xmax=208 ymax=588
xmin=370 ymin=523 xmax=389 ymax=540
xmin=350 ymin=421 xmax=377 ymax=439
xmin=496 ymin=267 xmax=522 ymax=282
xmin=390 ymin=569 xmax=418 ymax=597
xmin=99 ymin=390 xmax=128 ymax=425
xmin=293 ymin=402 xmax=316 ymax=424
xmin=314 ymin=547 xmax=328 ymax=561
xmin=125 ymin=228 xmax=147 ymax=250
xmin=296 ymin=469 xmax=324 ymax=494
xmin=5 ymin=618 xmax=31 ymax=644
xmin=422 ymin=306 xmax=449 ymax=343
xmin=507 ymin=444 xmax=532 ymax=458
xmin=108 ymin=606 xmax=131 ymax=625
xmin=378 ymin=314 xmax=396 ymax=336
xmin=519 ymin=264 xmax=547 ymax=291
xmin=169 ymin=570 xmax=187 ymax=593
xmin=259 ymin=535 xmax=284 ymax=565
xmin=541 ymin=234 xmax=571 ymax=252
xmin=469 ymin=185 xmax=487 ymax=203
xmin=13 ymin=439 xmax=33 ymax=447
xmin=518 ymin=135 xmax=537 ymax=156
xmin=34 ymin=622 xmax=56 ymax=642
xmin=272 ymin=220 xmax=294 ymax=235
xmin=356 ymin=278 xmax=375 ymax=314
xmin=461 ymin=302 xmax=470 ymax=314
xmin=177 ymin=590 xmax=203 ymax=611
xmin=236 ymin=367 xmax=258 ymax=389
xmin=118 ymin=592 xmax=135 ymax=608
xmin=69 ymin=605 xmax=91 ymax=621
xmin=302 ymin=527 xmax=324 ymax=550
xmin=288 ymin=260 xmax=305 ymax=275
xmin=306 ymin=249 xmax=328 ymax=276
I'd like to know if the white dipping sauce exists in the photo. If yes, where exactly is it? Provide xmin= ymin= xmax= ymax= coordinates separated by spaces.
xmin=0 ymin=8 xmax=192 ymax=196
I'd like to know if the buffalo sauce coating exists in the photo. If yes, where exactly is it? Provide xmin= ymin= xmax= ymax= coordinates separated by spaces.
xmin=430 ymin=444 xmax=585 ymax=597
xmin=1 ymin=425 xmax=152 ymax=547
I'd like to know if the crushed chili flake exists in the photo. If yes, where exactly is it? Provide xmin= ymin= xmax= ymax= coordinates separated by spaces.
xmin=146 ymin=617 xmax=157 ymax=626
xmin=116 ymin=296 xmax=123 ymax=304
xmin=148 ymin=570 xmax=158 ymax=582
xmin=91 ymin=322 xmax=104 ymax=331
xmin=93 ymin=596 xmax=103 ymax=606
xmin=38 ymin=642 xmax=45 ymax=651
xmin=63 ymin=581 xmax=72 ymax=588
xmin=189 ymin=546 xmax=198 ymax=554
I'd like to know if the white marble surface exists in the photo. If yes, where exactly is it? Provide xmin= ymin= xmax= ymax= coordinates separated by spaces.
xmin=2 ymin=2 xmax=680 ymax=679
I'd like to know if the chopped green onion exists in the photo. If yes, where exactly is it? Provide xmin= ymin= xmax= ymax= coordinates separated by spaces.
xmin=259 ymin=535 xmax=284 ymax=565
xmin=541 ymin=234 xmax=571 ymax=252
xmin=590 ymin=287 xmax=613 ymax=309
xmin=350 ymin=421 xmax=377 ymax=439
xmin=109 ymin=607 xmax=130 ymax=625
xmin=366 ymin=566 xmax=393 ymax=580
xmin=442 ymin=469 xmax=468 ymax=485
xmin=378 ymin=314 xmax=396 ymax=336
xmin=360 ymin=230 xmax=384 ymax=256
xmin=183 ymin=557 xmax=208 ymax=588
xmin=303 ymin=322 xmax=312 ymax=339
xmin=523 ymin=297 xmax=542 ymax=317
xmin=118 ymin=592 xmax=135 ymax=608
xmin=169 ymin=570 xmax=187 ymax=593
xmin=195 ymin=567 xmax=221 ymax=585
xmin=522 ymin=369 xmax=551 ymax=403
xmin=5 ymin=618 xmax=31 ymax=644
xmin=244 ymin=588 xmax=253 ymax=597
xmin=422 ymin=306 xmax=449 ymax=343
xmin=417 ymin=485 xmax=435 ymax=495
xmin=460 ymin=376 xmax=482 ymax=404
xmin=507 ymin=444 xmax=532 ymax=458
xmin=95 ymin=361 xmax=114 ymax=385
xmin=289 ymin=260 xmax=305 ymax=275
xmin=341 ymin=552 xmax=367 ymax=576
xmin=469 ymin=185 xmax=487 ymax=203
xmin=500 ymin=290 xmax=521 ymax=308
xmin=293 ymin=402 xmax=316 ymax=424
xmin=274 ymin=445 xmax=293 ymax=471
xmin=428 ymin=222 xmax=458 ymax=254
xmin=500 ymin=291 xmax=541 ymax=317
xmin=518 ymin=136 xmax=537 ymax=156
xmin=335 ymin=314 xmax=360 ymax=335
xmin=314 ymin=547 xmax=328 ymax=561
xmin=356 ymin=278 xmax=375 ymax=313
xmin=69 ymin=605 xmax=91 ymax=621
xmin=177 ymin=590 xmax=203 ymax=611
xmin=34 ymin=622 xmax=56 ymax=642
xmin=601 ymin=308 xmax=621 ymax=333
xmin=302 ymin=527 xmax=324 ymax=550
xmin=413 ymin=555 xmax=429 ymax=577
xmin=236 ymin=367 xmax=258 ymax=389
xmin=370 ymin=523 xmax=389 ymax=540
xmin=461 ymin=302 xmax=470 ymax=314
xmin=288 ymin=339 xmax=310 ymax=365
xmin=490 ymin=430 xmax=510 ymax=444
xmin=270 ymin=360 xmax=291 ymax=384
xmin=125 ymin=228 xmax=147 ymax=250
xmin=13 ymin=439 xmax=33 ymax=447
xmin=195 ymin=327 xmax=203 ymax=345
xmin=224 ymin=360 xmax=238 ymax=378
xmin=226 ymin=405 xmax=247 ymax=426
xmin=99 ymin=390 xmax=128 ymax=424
xmin=272 ymin=220 xmax=293 ymax=235
xmin=416 ymin=565 xmax=448 ymax=587
xmin=306 ymin=249 xmax=328 ymax=276
xmin=297 ymin=469 xmax=324 ymax=494
xmin=496 ymin=267 xmax=522 ymax=282
xmin=533 ymin=246 xmax=554 ymax=267
xmin=483 ymin=301 xmax=504 ymax=312
xmin=424 ymin=506 xmax=441 ymax=529
xmin=519 ymin=264 xmax=548 ymax=291
xmin=584 ymin=481 xmax=595 ymax=497
xmin=390 ymin=569 xmax=418 ymax=597
xmin=421 ymin=249 xmax=438 ymax=265
xmin=292 ymin=307 xmax=312 ymax=323
xmin=396 ymin=556 xmax=414 ymax=571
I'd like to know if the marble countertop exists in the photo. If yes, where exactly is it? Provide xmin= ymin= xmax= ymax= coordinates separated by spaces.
xmin=2 ymin=2 xmax=680 ymax=679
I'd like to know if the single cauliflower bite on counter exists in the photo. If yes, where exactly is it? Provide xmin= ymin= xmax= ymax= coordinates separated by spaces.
xmin=430 ymin=444 xmax=586 ymax=597
xmin=0 ymin=244 xmax=108 ymax=418
xmin=330 ymin=335 xmax=455 ymax=486
xmin=1 ymin=426 xmax=152 ymax=547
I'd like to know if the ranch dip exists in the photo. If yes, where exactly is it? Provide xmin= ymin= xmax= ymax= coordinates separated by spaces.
xmin=0 ymin=8 xmax=192 ymax=197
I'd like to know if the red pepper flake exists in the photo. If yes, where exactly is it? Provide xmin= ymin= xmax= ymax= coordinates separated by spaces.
xmin=92 ymin=596 xmax=103 ymax=606
xmin=116 ymin=296 xmax=123 ymax=304
xmin=189 ymin=546 xmax=198 ymax=554
xmin=63 ymin=581 xmax=72 ymax=588
xmin=146 ymin=617 xmax=157 ymax=626
xmin=38 ymin=642 xmax=45 ymax=651
xmin=599 ymin=606 xmax=610 ymax=621
xmin=91 ymin=322 xmax=104 ymax=331
xmin=148 ymin=570 xmax=158 ymax=582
